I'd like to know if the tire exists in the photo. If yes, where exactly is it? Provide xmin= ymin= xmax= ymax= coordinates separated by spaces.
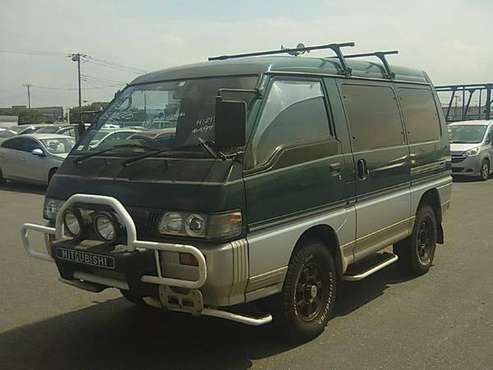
xmin=275 ymin=239 xmax=337 ymax=341
xmin=0 ymin=168 xmax=5 ymax=185
xmin=393 ymin=204 xmax=437 ymax=276
xmin=479 ymin=159 xmax=490 ymax=181
xmin=120 ymin=289 xmax=146 ymax=306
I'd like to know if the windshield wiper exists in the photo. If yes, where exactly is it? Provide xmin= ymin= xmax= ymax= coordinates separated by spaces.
xmin=122 ymin=139 xmax=225 ymax=167
xmin=197 ymin=138 xmax=226 ymax=160
xmin=74 ymin=143 xmax=157 ymax=165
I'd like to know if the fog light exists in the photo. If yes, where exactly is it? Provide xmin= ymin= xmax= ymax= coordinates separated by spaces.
xmin=63 ymin=209 xmax=82 ymax=237
xmin=94 ymin=212 xmax=118 ymax=242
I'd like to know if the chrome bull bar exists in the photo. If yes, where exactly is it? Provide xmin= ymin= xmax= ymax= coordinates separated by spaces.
xmin=20 ymin=194 xmax=207 ymax=290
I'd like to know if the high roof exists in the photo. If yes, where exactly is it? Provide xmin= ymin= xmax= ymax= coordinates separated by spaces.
xmin=130 ymin=56 xmax=430 ymax=86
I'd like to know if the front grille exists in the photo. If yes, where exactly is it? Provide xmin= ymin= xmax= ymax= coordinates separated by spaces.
xmin=451 ymin=156 xmax=466 ymax=163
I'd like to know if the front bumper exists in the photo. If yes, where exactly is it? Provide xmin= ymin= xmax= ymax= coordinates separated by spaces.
xmin=451 ymin=155 xmax=482 ymax=176
xmin=21 ymin=194 xmax=271 ymax=326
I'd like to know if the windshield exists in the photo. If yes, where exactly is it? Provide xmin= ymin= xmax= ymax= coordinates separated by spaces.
xmin=37 ymin=126 xmax=64 ymax=134
xmin=448 ymin=125 xmax=487 ymax=144
xmin=0 ymin=129 xmax=16 ymax=138
xmin=41 ymin=138 xmax=75 ymax=155
xmin=74 ymin=76 xmax=258 ymax=156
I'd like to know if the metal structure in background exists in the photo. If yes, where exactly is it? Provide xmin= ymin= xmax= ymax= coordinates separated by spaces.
xmin=435 ymin=83 xmax=493 ymax=123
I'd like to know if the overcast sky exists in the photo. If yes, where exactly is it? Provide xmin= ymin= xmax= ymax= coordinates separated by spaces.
xmin=1 ymin=0 xmax=492 ymax=109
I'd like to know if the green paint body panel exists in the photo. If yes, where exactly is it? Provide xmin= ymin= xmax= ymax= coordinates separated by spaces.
xmin=50 ymin=54 xmax=448 ymax=246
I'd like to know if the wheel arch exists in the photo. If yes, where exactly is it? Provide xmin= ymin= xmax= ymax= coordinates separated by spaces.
xmin=417 ymin=188 xmax=443 ymax=243
xmin=293 ymin=224 xmax=344 ymax=277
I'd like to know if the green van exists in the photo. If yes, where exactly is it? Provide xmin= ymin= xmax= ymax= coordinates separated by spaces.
xmin=21 ymin=43 xmax=452 ymax=339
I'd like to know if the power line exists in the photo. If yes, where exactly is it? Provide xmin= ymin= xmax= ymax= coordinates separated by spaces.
xmin=0 ymin=49 xmax=67 ymax=57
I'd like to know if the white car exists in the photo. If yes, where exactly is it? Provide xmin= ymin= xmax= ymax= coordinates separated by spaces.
xmin=0 ymin=134 xmax=75 ymax=185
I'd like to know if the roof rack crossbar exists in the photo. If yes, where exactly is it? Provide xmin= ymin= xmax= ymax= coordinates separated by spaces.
xmin=208 ymin=42 xmax=355 ymax=76
xmin=342 ymin=50 xmax=399 ymax=79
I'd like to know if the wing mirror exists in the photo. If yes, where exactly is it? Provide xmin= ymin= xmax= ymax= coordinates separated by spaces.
xmin=214 ymin=98 xmax=247 ymax=148
xmin=32 ymin=148 xmax=45 ymax=157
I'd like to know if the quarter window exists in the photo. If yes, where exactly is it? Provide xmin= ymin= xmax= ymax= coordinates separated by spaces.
xmin=252 ymin=79 xmax=331 ymax=166
xmin=398 ymin=88 xmax=441 ymax=144
xmin=342 ymin=84 xmax=404 ymax=151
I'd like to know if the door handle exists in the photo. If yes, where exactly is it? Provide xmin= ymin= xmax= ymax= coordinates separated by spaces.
xmin=357 ymin=159 xmax=369 ymax=180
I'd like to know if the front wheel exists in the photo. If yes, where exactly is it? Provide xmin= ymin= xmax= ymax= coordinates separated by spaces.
xmin=275 ymin=240 xmax=337 ymax=341
xmin=479 ymin=160 xmax=490 ymax=181
xmin=120 ymin=289 xmax=146 ymax=306
xmin=393 ymin=204 xmax=437 ymax=276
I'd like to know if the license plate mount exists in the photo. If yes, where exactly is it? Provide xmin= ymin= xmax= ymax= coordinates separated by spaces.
xmin=55 ymin=247 xmax=116 ymax=270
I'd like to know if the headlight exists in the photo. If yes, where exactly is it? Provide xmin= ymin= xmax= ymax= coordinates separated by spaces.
xmin=94 ymin=212 xmax=119 ymax=242
xmin=464 ymin=147 xmax=480 ymax=157
xmin=43 ymin=198 xmax=65 ymax=220
xmin=63 ymin=209 xmax=82 ymax=237
xmin=157 ymin=210 xmax=242 ymax=240
xmin=158 ymin=212 xmax=186 ymax=236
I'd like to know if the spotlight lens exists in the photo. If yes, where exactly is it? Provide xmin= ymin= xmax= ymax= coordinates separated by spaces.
xmin=95 ymin=214 xmax=116 ymax=241
xmin=64 ymin=210 xmax=81 ymax=236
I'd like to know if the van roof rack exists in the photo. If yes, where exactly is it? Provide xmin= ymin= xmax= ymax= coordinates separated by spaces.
xmin=341 ymin=50 xmax=399 ymax=79
xmin=208 ymin=42 xmax=356 ymax=76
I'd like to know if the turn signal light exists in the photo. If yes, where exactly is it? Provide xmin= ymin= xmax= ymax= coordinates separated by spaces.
xmin=179 ymin=252 xmax=198 ymax=266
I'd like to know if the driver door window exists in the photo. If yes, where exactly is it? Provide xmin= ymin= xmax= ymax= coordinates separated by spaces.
xmin=251 ymin=79 xmax=332 ymax=167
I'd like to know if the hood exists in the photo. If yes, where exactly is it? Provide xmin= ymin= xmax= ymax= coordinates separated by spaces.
xmin=450 ymin=142 xmax=481 ymax=154
xmin=46 ymin=156 xmax=245 ymax=213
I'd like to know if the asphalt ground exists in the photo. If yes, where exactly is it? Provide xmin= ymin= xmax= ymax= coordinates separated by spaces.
xmin=0 ymin=177 xmax=492 ymax=370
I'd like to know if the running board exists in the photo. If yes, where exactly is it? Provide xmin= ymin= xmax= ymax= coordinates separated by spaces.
xmin=343 ymin=252 xmax=398 ymax=281
xmin=202 ymin=308 xmax=272 ymax=326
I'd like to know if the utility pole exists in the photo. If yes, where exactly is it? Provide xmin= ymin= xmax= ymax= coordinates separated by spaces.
xmin=23 ymin=84 xmax=31 ymax=108
xmin=71 ymin=53 xmax=85 ymax=138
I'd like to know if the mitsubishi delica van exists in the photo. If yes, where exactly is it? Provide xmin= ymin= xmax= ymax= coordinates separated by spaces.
xmin=448 ymin=120 xmax=493 ymax=181
xmin=21 ymin=42 xmax=452 ymax=339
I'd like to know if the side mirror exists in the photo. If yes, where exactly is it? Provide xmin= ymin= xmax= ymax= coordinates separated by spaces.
xmin=32 ymin=148 xmax=45 ymax=157
xmin=215 ymin=98 xmax=247 ymax=148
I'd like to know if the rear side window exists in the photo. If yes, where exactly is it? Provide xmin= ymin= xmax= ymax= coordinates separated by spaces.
xmin=342 ymin=84 xmax=404 ymax=151
xmin=2 ymin=137 xmax=29 ymax=151
xmin=398 ymin=87 xmax=441 ymax=144
xmin=252 ymin=79 xmax=331 ymax=166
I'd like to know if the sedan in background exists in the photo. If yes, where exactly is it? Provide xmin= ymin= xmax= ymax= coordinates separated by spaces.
xmin=36 ymin=124 xmax=77 ymax=137
xmin=0 ymin=128 xmax=17 ymax=142
xmin=0 ymin=134 xmax=75 ymax=185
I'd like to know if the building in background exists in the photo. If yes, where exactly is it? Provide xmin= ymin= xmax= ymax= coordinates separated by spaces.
xmin=0 ymin=115 xmax=18 ymax=128
xmin=0 ymin=106 xmax=63 ymax=124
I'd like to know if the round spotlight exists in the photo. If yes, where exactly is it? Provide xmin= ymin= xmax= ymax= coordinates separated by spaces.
xmin=63 ymin=209 xmax=82 ymax=237
xmin=94 ymin=212 xmax=118 ymax=242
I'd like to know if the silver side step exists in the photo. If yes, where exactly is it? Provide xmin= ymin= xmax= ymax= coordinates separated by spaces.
xmin=202 ymin=308 xmax=272 ymax=326
xmin=343 ymin=252 xmax=399 ymax=282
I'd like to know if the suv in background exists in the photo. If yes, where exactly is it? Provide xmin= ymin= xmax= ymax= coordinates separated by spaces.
xmin=448 ymin=120 xmax=493 ymax=180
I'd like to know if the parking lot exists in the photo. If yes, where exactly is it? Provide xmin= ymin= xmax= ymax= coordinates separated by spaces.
xmin=0 ymin=178 xmax=492 ymax=370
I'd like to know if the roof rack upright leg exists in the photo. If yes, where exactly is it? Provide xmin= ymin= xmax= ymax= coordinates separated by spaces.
xmin=375 ymin=52 xmax=395 ymax=79
xmin=328 ymin=44 xmax=353 ymax=77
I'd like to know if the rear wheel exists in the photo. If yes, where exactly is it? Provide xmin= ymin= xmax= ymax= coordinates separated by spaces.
xmin=275 ymin=239 xmax=337 ymax=341
xmin=0 ymin=168 xmax=5 ymax=185
xmin=393 ymin=204 xmax=437 ymax=276
xmin=479 ymin=159 xmax=490 ymax=181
